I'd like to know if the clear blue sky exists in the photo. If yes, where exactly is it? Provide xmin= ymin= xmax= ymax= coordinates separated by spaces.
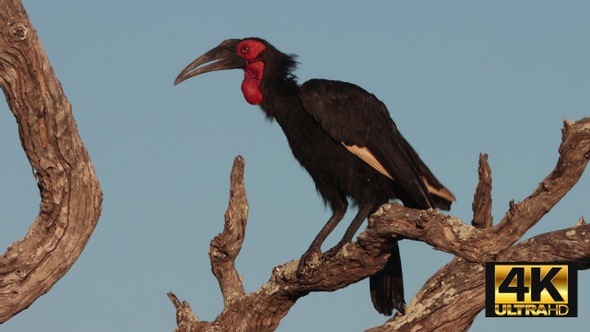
xmin=1 ymin=1 xmax=588 ymax=331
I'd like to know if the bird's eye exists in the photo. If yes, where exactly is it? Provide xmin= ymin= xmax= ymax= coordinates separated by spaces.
xmin=241 ymin=46 xmax=249 ymax=54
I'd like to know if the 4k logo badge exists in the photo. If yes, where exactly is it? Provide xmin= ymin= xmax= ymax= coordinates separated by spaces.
xmin=486 ymin=263 xmax=577 ymax=317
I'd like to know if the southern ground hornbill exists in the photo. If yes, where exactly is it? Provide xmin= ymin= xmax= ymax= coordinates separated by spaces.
xmin=175 ymin=37 xmax=455 ymax=316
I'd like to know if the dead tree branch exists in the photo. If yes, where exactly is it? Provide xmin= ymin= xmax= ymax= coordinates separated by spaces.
xmin=0 ymin=0 xmax=102 ymax=323
xmin=170 ymin=118 xmax=589 ymax=331
xmin=210 ymin=155 xmax=248 ymax=305
xmin=472 ymin=153 xmax=493 ymax=228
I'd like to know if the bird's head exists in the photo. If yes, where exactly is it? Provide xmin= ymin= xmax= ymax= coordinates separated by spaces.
xmin=175 ymin=38 xmax=271 ymax=105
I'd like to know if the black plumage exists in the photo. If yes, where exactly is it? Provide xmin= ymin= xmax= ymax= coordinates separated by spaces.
xmin=175 ymin=37 xmax=454 ymax=316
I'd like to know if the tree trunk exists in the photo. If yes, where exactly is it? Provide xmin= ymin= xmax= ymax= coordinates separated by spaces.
xmin=0 ymin=0 xmax=102 ymax=323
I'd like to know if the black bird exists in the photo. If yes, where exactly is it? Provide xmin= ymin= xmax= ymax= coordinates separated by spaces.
xmin=175 ymin=38 xmax=455 ymax=316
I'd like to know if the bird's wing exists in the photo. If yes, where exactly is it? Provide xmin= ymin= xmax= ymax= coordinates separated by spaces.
xmin=299 ymin=79 xmax=454 ymax=209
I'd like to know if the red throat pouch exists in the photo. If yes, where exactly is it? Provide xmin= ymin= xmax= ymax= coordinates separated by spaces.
xmin=241 ymin=61 xmax=264 ymax=105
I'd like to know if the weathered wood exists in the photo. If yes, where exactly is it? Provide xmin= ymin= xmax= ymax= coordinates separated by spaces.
xmin=210 ymin=155 xmax=248 ymax=305
xmin=0 ymin=0 xmax=102 ymax=323
xmin=170 ymin=118 xmax=589 ymax=332
xmin=472 ymin=153 xmax=493 ymax=228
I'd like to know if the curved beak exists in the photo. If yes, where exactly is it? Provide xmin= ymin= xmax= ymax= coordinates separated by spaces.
xmin=174 ymin=39 xmax=246 ymax=85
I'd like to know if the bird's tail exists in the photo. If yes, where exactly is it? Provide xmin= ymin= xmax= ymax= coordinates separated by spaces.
xmin=370 ymin=241 xmax=406 ymax=316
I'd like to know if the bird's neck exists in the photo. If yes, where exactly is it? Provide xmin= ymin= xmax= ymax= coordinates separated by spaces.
xmin=241 ymin=61 xmax=264 ymax=105
xmin=257 ymin=72 xmax=300 ymax=121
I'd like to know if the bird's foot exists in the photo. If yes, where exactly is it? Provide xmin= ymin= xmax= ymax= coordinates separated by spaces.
xmin=323 ymin=242 xmax=346 ymax=259
xmin=297 ymin=248 xmax=322 ymax=278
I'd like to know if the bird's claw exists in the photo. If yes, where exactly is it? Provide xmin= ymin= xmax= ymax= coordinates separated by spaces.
xmin=297 ymin=248 xmax=322 ymax=278
xmin=323 ymin=242 xmax=345 ymax=259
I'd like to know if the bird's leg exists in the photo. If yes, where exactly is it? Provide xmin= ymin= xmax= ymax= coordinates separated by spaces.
xmin=297 ymin=205 xmax=347 ymax=276
xmin=324 ymin=204 xmax=375 ymax=258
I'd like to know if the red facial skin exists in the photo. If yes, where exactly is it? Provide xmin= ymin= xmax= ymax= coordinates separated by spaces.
xmin=237 ymin=40 xmax=267 ymax=105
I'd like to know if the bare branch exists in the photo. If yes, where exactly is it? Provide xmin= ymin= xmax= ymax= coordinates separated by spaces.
xmin=0 ymin=0 xmax=102 ymax=322
xmin=472 ymin=153 xmax=493 ymax=228
xmin=168 ymin=292 xmax=206 ymax=331
xmin=210 ymin=155 xmax=248 ymax=305
xmin=502 ymin=222 xmax=590 ymax=269
xmin=170 ymin=157 xmax=395 ymax=332
xmin=492 ymin=118 xmax=590 ymax=247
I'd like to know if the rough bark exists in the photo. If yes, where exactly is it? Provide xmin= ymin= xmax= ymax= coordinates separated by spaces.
xmin=0 ymin=0 xmax=102 ymax=323
xmin=169 ymin=118 xmax=590 ymax=331
xmin=472 ymin=153 xmax=493 ymax=229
